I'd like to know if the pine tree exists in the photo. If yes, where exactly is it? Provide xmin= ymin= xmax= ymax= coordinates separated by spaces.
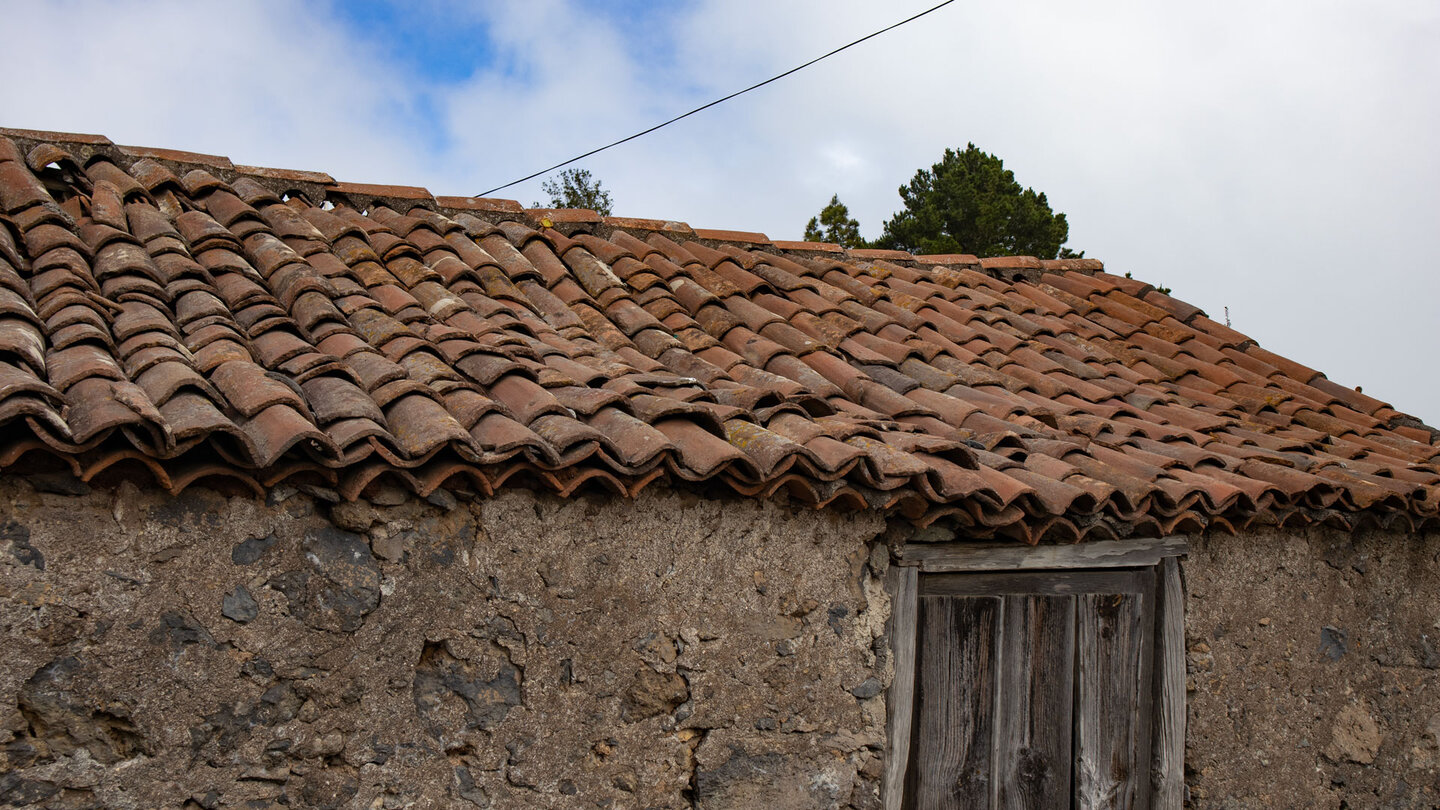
xmin=802 ymin=194 xmax=866 ymax=248
xmin=874 ymin=144 xmax=1073 ymax=258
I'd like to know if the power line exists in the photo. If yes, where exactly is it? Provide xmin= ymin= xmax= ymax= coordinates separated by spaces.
xmin=476 ymin=0 xmax=957 ymax=198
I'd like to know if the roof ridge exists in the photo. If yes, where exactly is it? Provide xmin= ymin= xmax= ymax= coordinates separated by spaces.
xmin=0 ymin=128 xmax=1105 ymax=283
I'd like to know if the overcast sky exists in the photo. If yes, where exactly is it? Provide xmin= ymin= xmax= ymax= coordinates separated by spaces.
xmin=4 ymin=0 xmax=1437 ymax=426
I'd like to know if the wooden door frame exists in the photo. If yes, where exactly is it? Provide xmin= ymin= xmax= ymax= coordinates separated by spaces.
xmin=882 ymin=536 xmax=1188 ymax=810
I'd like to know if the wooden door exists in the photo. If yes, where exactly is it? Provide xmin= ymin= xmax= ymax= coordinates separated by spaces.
xmin=903 ymin=569 xmax=1156 ymax=810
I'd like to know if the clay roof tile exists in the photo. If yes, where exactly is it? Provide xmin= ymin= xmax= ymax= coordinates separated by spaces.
xmin=0 ymin=130 xmax=1431 ymax=537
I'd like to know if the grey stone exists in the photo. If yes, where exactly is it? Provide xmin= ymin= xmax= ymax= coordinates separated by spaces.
xmin=1420 ymin=634 xmax=1440 ymax=669
xmin=265 ymin=485 xmax=298 ymax=506
xmin=222 ymin=585 xmax=259 ymax=623
xmin=426 ymin=488 xmax=458 ymax=510
xmin=2 ymin=521 xmax=43 ymax=570
xmin=849 ymin=677 xmax=883 ymax=699
xmin=231 ymin=532 xmax=276 ymax=565
xmin=413 ymin=640 xmax=522 ymax=734
xmin=26 ymin=473 xmax=91 ymax=496
xmin=1319 ymin=625 xmax=1348 ymax=661
xmin=296 ymin=484 xmax=341 ymax=503
xmin=282 ymin=526 xmax=382 ymax=632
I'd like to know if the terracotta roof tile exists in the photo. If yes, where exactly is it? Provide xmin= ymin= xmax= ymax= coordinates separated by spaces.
xmin=0 ymin=131 xmax=1434 ymax=539
xmin=330 ymin=181 xmax=432 ymax=200
xmin=692 ymin=228 xmax=770 ymax=245
xmin=771 ymin=240 xmax=843 ymax=253
xmin=119 ymin=144 xmax=233 ymax=170
xmin=0 ymin=127 xmax=112 ymax=146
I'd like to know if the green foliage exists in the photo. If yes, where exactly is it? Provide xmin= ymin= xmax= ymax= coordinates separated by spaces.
xmin=1126 ymin=271 xmax=1172 ymax=295
xmin=803 ymin=195 xmax=867 ymax=248
xmin=535 ymin=168 xmax=613 ymax=216
xmin=874 ymin=144 xmax=1072 ymax=259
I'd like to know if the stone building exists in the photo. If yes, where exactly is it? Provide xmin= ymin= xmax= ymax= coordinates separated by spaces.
xmin=0 ymin=128 xmax=1435 ymax=809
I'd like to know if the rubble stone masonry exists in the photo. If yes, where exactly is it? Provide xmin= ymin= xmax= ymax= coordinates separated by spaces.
xmin=1184 ymin=525 xmax=1440 ymax=808
xmin=0 ymin=479 xmax=888 ymax=809
xmin=4 ymin=473 xmax=1438 ymax=808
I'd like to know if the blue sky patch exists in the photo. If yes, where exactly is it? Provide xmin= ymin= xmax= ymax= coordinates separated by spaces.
xmin=328 ymin=0 xmax=499 ymax=84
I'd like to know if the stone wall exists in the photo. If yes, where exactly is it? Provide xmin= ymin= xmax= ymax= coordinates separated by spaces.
xmin=10 ymin=472 xmax=1436 ymax=809
xmin=1184 ymin=524 xmax=1440 ymax=808
xmin=0 ymin=478 xmax=889 ymax=809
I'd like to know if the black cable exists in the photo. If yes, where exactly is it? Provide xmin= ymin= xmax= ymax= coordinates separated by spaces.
xmin=476 ymin=0 xmax=957 ymax=198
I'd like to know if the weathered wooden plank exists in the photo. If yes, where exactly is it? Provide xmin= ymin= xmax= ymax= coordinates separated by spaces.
xmin=1150 ymin=557 xmax=1185 ymax=809
xmin=920 ymin=569 xmax=1147 ymax=598
xmin=905 ymin=536 xmax=1188 ymax=572
xmin=994 ymin=594 xmax=1076 ymax=810
xmin=1134 ymin=572 xmax=1157 ymax=810
xmin=883 ymin=566 xmax=919 ymax=810
xmin=1074 ymin=575 xmax=1154 ymax=810
xmin=907 ymin=596 xmax=998 ymax=809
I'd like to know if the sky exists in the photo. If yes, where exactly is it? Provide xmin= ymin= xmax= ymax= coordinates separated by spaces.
xmin=3 ymin=0 xmax=1437 ymax=426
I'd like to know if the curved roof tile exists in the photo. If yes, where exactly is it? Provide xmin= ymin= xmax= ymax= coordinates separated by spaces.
xmin=0 ymin=128 xmax=1436 ymax=542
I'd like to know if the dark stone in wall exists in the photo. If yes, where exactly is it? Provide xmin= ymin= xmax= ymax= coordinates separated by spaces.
xmin=1420 ymin=634 xmax=1440 ymax=670
xmin=1318 ymin=625 xmax=1349 ymax=662
xmin=696 ymin=748 xmax=788 ymax=799
xmin=848 ymin=678 xmax=883 ymax=700
xmin=222 ymin=586 xmax=259 ymax=623
xmin=413 ymin=639 xmax=522 ymax=735
xmin=0 ymin=775 xmax=59 ymax=806
xmin=231 ymin=532 xmax=277 ymax=566
xmin=271 ymin=527 xmax=381 ymax=632
xmin=23 ymin=474 xmax=89 ymax=497
xmin=2 ymin=521 xmax=42 ymax=571
xmin=152 ymin=610 xmax=215 ymax=651
xmin=295 ymin=767 xmax=359 ymax=809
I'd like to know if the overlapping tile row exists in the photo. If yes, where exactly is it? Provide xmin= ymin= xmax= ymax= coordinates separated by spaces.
xmin=0 ymin=129 xmax=1436 ymax=541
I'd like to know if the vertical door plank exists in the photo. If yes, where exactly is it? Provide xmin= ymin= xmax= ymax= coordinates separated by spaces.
xmin=907 ymin=596 xmax=998 ymax=809
xmin=994 ymin=595 xmax=1076 ymax=810
xmin=1150 ymin=557 xmax=1185 ymax=809
xmin=884 ymin=566 xmax=919 ymax=810
xmin=1134 ymin=572 xmax=1157 ymax=810
xmin=1074 ymin=584 xmax=1151 ymax=810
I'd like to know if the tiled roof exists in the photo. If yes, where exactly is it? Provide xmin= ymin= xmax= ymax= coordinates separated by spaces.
xmin=0 ymin=128 xmax=1436 ymax=542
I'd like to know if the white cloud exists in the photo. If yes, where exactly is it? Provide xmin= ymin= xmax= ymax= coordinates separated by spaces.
xmin=1 ymin=0 xmax=431 ymax=183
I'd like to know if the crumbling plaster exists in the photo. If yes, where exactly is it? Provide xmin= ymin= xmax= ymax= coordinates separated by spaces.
xmin=6 ymin=471 xmax=1438 ymax=809
xmin=1183 ymin=524 xmax=1440 ymax=808
xmin=0 ymin=478 xmax=889 ymax=809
